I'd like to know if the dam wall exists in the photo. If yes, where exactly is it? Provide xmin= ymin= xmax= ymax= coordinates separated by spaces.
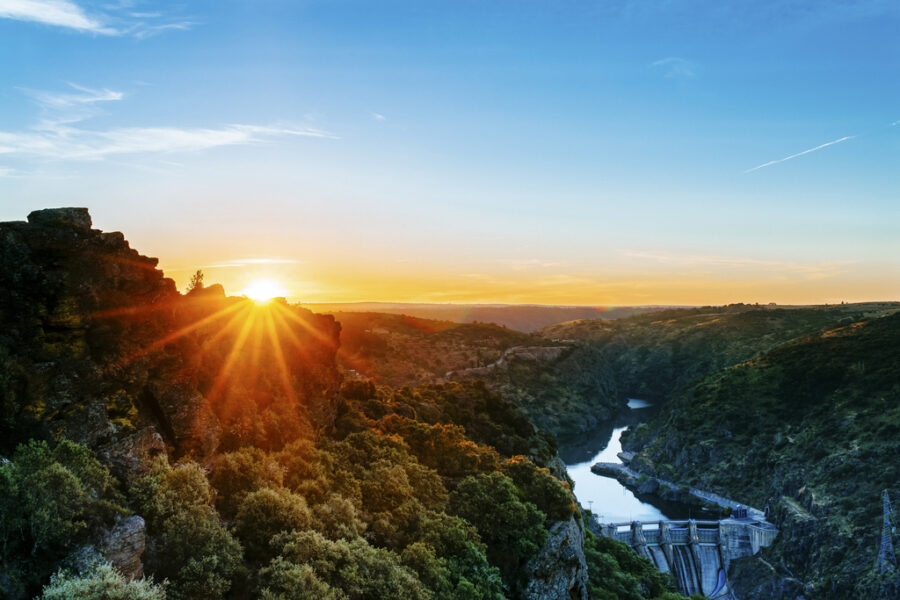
xmin=599 ymin=518 xmax=777 ymax=599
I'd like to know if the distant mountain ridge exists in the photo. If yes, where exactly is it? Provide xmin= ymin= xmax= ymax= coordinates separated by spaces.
xmin=303 ymin=302 xmax=679 ymax=332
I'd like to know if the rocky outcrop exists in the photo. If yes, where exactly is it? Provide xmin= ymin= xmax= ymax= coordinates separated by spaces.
xmin=0 ymin=208 xmax=342 ymax=462
xmin=99 ymin=428 xmax=167 ymax=481
xmin=521 ymin=517 xmax=589 ymax=600
xmin=98 ymin=516 xmax=147 ymax=580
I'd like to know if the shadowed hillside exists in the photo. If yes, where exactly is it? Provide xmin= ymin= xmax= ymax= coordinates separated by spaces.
xmin=622 ymin=312 xmax=900 ymax=599
xmin=530 ymin=304 xmax=899 ymax=439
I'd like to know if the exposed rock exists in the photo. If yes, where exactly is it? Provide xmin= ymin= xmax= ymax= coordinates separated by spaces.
xmin=521 ymin=516 xmax=589 ymax=600
xmin=0 ymin=208 xmax=342 ymax=461
xmin=100 ymin=427 xmax=167 ymax=481
xmin=98 ymin=515 xmax=147 ymax=580
xmin=27 ymin=207 xmax=92 ymax=230
xmin=148 ymin=379 xmax=220 ymax=457
xmin=636 ymin=477 xmax=660 ymax=495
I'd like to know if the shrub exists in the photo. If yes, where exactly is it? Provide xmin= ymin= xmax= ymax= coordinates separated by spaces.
xmin=39 ymin=560 xmax=166 ymax=600
xmin=234 ymin=488 xmax=311 ymax=561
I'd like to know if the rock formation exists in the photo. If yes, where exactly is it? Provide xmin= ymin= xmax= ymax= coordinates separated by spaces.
xmin=521 ymin=516 xmax=589 ymax=600
xmin=98 ymin=516 xmax=147 ymax=580
xmin=0 ymin=207 xmax=341 ymax=466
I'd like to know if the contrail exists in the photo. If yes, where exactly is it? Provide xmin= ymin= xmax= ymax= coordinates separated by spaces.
xmin=744 ymin=135 xmax=855 ymax=173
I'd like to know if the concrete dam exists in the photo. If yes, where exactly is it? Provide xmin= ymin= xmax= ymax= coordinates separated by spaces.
xmin=598 ymin=517 xmax=778 ymax=598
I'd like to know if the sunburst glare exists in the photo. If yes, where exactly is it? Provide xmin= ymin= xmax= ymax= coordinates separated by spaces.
xmin=242 ymin=278 xmax=288 ymax=303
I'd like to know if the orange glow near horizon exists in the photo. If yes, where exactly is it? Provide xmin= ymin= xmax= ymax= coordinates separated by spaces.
xmin=157 ymin=252 xmax=900 ymax=308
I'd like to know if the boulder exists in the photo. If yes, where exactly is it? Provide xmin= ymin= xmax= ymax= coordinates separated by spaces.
xmin=101 ymin=427 xmax=168 ymax=481
xmin=521 ymin=516 xmax=589 ymax=600
xmin=27 ymin=207 xmax=92 ymax=230
xmin=99 ymin=515 xmax=146 ymax=580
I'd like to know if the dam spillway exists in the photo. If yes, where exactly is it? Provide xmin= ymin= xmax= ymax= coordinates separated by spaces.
xmin=598 ymin=518 xmax=778 ymax=598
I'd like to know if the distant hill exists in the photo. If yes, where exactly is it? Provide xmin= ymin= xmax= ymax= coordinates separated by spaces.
xmin=531 ymin=303 xmax=900 ymax=437
xmin=331 ymin=311 xmax=543 ymax=387
xmin=303 ymin=302 xmax=675 ymax=332
xmin=323 ymin=304 xmax=900 ymax=441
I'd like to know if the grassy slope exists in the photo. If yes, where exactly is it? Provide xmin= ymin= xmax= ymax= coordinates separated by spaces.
xmin=623 ymin=311 xmax=900 ymax=598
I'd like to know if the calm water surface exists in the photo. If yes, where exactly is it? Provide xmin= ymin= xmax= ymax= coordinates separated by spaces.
xmin=561 ymin=399 xmax=712 ymax=523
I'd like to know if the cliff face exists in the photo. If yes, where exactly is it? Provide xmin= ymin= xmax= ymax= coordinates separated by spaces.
xmin=521 ymin=516 xmax=589 ymax=600
xmin=0 ymin=208 xmax=341 ymax=468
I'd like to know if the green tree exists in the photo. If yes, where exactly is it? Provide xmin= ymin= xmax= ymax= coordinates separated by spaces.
xmin=500 ymin=455 xmax=576 ymax=524
xmin=186 ymin=270 xmax=204 ymax=293
xmin=269 ymin=530 xmax=430 ymax=600
xmin=259 ymin=558 xmax=345 ymax=600
xmin=0 ymin=440 xmax=124 ymax=596
xmin=132 ymin=460 xmax=242 ymax=600
xmin=208 ymin=447 xmax=284 ymax=517
xmin=234 ymin=487 xmax=311 ymax=561
xmin=448 ymin=472 xmax=547 ymax=580
xmin=584 ymin=533 xmax=685 ymax=600
xmin=39 ymin=560 xmax=166 ymax=600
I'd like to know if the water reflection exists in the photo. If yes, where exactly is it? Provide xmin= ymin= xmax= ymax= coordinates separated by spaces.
xmin=561 ymin=399 xmax=715 ymax=523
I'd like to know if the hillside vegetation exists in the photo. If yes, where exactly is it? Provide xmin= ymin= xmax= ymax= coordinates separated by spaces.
xmin=622 ymin=312 xmax=900 ymax=599
xmin=335 ymin=312 xmax=543 ymax=386
xmin=0 ymin=208 xmax=689 ymax=600
xmin=533 ymin=303 xmax=899 ymax=439
xmin=326 ymin=304 xmax=900 ymax=443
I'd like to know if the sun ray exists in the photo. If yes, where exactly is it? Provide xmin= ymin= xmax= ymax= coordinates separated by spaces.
xmin=206 ymin=308 xmax=258 ymax=406
xmin=272 ymin=301 xmax=336 ymax=346
xmin=113 ymin=300 xmax=246 ymax=369
xmin=271 ymin=306 xmax=316 ymax=364
xmin=172 ymin=301 xmax=254 ymax=380
xmin=91 ymin=292 xmax=225 ymax=320
xmin=264 ymin=309 xmax=298 ymax=405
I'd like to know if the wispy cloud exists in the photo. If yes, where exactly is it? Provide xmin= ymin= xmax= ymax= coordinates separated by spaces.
xmin=129 ymin=20 xmax=195 ymax=39
xmin=0 ymin=166 xmax=19 ymax=178
xmin=651 ymin=57 xmax=694 ymax=79
xmin=0 ymin=0 xmax=194 ymax=37
xmin=623 ymin=250 xmax=856 ymax=280
xmin=202 ymin=258 xmax=302 ymax=269
xmin=0 ymin=124 xmax=333 ymax=160
xmin=371 ymin=112 xmax=386 ymax=122
xmin=498 ymin=258 xmax=563 ymax=271
xmin=27 ymin=83 xmax=123 ymax=109
xmin=0 ymin=85 xmax=336 ymax=161
xmin=0 ymin=0 xmax=114 ymax=33
xmin=745 ymin=135 xmax=855 ymax=173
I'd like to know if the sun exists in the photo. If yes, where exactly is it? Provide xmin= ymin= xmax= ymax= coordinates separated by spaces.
xmin=242 ymin=278 xmax=288 ymax=303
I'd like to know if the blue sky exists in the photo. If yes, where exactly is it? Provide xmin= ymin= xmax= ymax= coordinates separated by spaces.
xmin=1 ymin=0 xmax=898 ymax=304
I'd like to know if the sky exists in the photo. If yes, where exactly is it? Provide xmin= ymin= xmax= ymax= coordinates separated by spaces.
xmin=1 ymin=0 xmax=898 ymax=305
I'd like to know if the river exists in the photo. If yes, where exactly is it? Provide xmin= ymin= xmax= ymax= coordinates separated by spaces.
xmin=559 ymin=399 xmax=715 ymax=523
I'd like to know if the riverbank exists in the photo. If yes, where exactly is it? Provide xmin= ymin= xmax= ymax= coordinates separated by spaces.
xmin=591 ymin=460 xmax=764 ymax=522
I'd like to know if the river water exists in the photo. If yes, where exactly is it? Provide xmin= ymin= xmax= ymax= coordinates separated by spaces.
xmin=560 ymin=399 xmax=712 ymax=523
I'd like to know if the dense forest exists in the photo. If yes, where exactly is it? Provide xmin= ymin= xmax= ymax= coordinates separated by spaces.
xmin=0 ymin=209 xmax=691 ymax=600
